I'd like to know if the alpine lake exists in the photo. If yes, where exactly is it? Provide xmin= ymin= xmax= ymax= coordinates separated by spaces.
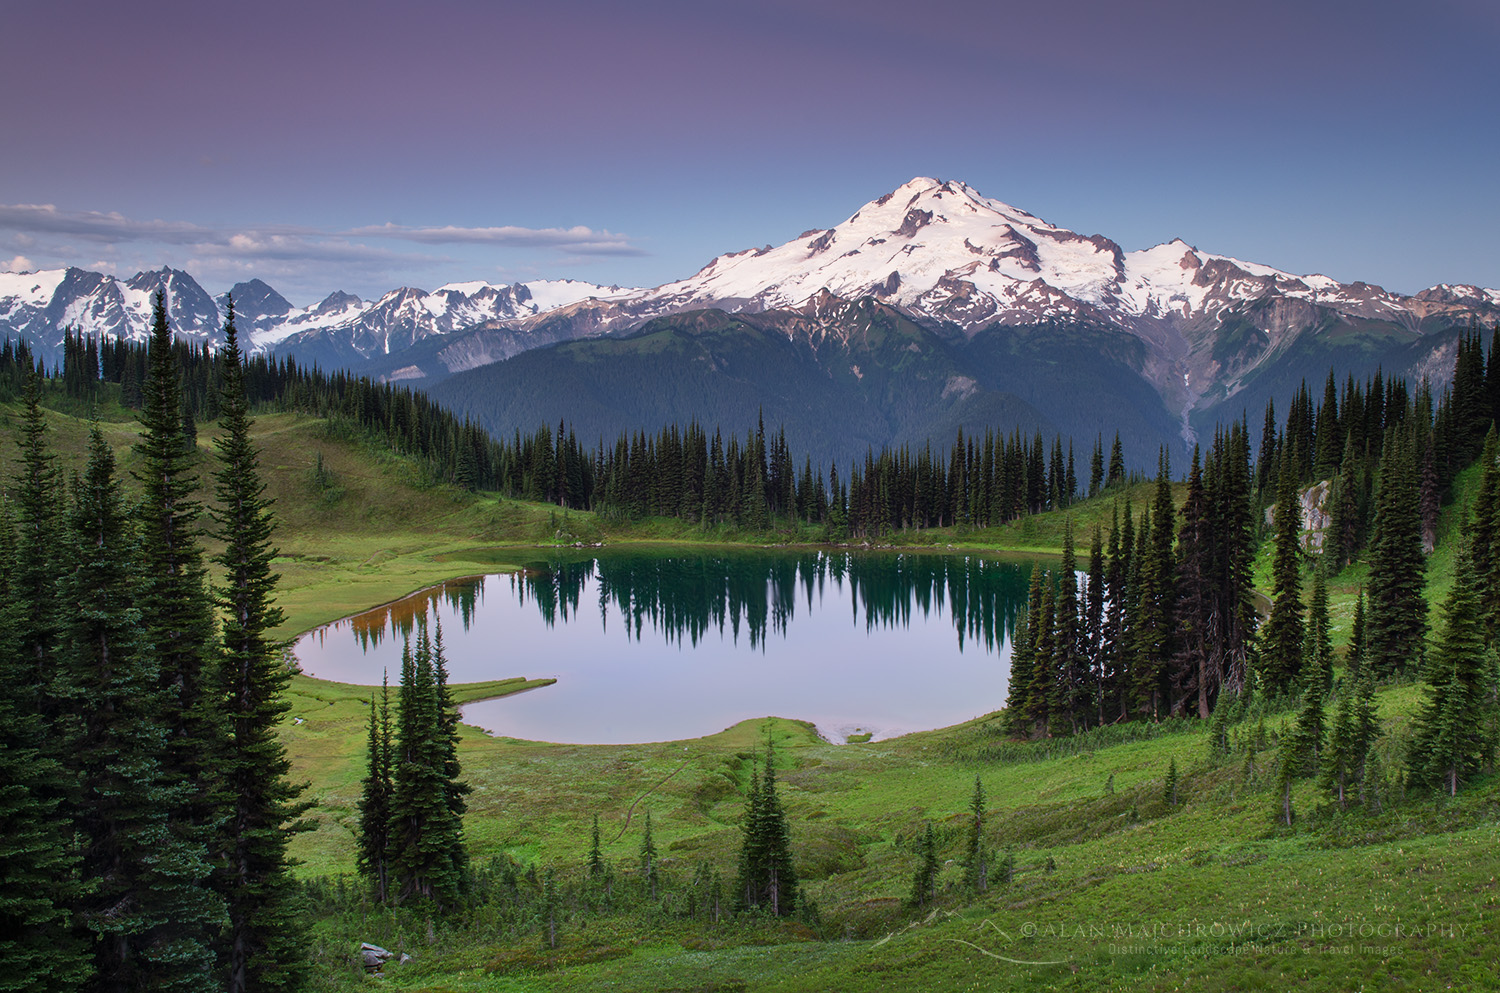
xmin=292 ymin=547 xmax=1046 ymax=744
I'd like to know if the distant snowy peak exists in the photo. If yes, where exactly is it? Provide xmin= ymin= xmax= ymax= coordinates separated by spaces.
xmin=0 ymin=267 xmax=632 ymax=359
xmin=608 ymin=176 xmax=1473 ymax=334
xmin=1 ymin=177 xmax=1496 ymax=371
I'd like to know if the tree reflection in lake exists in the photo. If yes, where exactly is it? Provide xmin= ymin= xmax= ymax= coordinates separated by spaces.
xmin=294 ymin=549 xmax=1041 ymax=744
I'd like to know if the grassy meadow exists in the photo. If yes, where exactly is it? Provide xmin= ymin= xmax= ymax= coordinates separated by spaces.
xmin=3 ymin=389 xmax=1496 ymax=991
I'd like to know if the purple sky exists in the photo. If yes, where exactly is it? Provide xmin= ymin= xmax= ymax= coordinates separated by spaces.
xmin=3 ymin=0 xmax=1497 ymax=304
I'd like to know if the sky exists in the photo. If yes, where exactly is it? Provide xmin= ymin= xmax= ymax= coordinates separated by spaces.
xmin=2 ymin=0 xmax=1497 ymax=305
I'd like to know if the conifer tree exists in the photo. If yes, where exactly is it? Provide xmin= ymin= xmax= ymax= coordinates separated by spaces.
xmin=209 ymin=302 xmax=310 ymax=992
xmin=588 ymin=815 xmax=605 ymax=880
xmin=1259 ymin=457 xmax=1305 ymax=695
xmin=962 ymin=775 xmax=988 ymax=893
xmin=908 ymin=822 xmax=939 ymax=908
xmin=11 ymin=372 xmax=64 ymax=723
xmin=1107 ymin=432 xmax=1125 ymax=489
xmin=735 ymin=740 xmax=797 ymax=915
xmin=1054 ymin=518 xmax=1086 ymax=731
xmin=388 ymin=628 xmax=467 ymax=907
xmin=0 ymin=495 xmax=89 ymax=993
xmin=1173 ymin=447 xmax=1213 ymax=717
xmin=1084 ymin=525 xmax=1106 ymax=725
xmin=1286 ymin=600 xmax=1330 ymax=777
xmin=1321 ymin=613 xmax=1377 ymax=812
xmin=357 ymin=676 xmax=394 ymax=903
xmin=63 ymin=424 xmax=222 ymax=991
xmin=1472 ymin=429 xmax=1500 ymax=644
xmin=1304 ymin=571 xmax=1334 ymax=700
xmin=1026 ymin=584 xmax=1057 ymax=735
xmin=639 ymin=810 xmax=658 ymax=901
xmin=1133 ymin=451 xmax=1177 ymax=717
xmin=1004 ymin=564 xmax=1044 ymax=737
xmin=1408 ymin=524 xmax=1495 ymax=795
xmin=1089 ymin=435 xmax=1104 ymax=496
xmin=1366 ymin=431 xmax=1427 ymax=676
xmin=133 ymin=292 xmax=225 ymax=949
xmin=430 ymin=621 xmax=470 ymax=888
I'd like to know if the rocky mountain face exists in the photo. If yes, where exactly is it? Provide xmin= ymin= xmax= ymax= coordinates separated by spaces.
xmin=2 ymin=177 xmax=1494 ymax=457
xmin=505 ymin=178 xmax=1499 ymax=440
xmin=0 ymin=267 xmax=629 ymax=364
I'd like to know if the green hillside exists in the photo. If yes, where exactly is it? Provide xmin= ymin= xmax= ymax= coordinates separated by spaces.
xmin=5 ymin=386 xmax=1496 ymax=992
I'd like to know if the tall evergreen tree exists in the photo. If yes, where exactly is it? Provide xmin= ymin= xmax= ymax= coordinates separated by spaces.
xmin=1322 ymin=588 xmax=1378 ymax=813
xmin=1173 ymin=448 xmax=1213 ymax=717
xmin=208 ymin=302 xmax=310 ymax=991
xmin=11 ymin=372 xmax=64 ymax=722
xmin=63 ymin=424 xmax=222 ymax=993
xmin=1004 ymin=564 xmax=1045 ymax=737
xmin=735 ymin=740 xmax=796 ymax=916
xmin=388 ymin=627 xmax=468 ymax=908
xmin=133 ymin=293 xmax=225 ymax=965
xmin=1259 ymin=457 xmax=1306 ymax=695
xmin=0 ymin=492 xmax=89 ymax=993
xmin=1366 ymin=431 xmax=1427 ymax=677
xmin=357 ymin=676 xmax=395 ymax=903
xmin=962 ymin=775 xmax=988 ymax=894
xmin=1408 ymin=524 xmax=1495 ymax=795
xmin=587 ymin=815 xmax=605 ymax=880
xmin=1053 ymin=518 xmax=1086 ymax=731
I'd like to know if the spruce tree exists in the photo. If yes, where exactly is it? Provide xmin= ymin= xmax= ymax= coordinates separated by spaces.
xmin=132 ymin=291 xmax=225 ymax=961
xmin=639 ymin=810 xmax=658 ymax=901
xmin=429 ymin=621 xmax=470 ymax=889
xmin=962 ymin=775 xmax=988 ymax=893
xmin=587 ymin=814 xmax=605 ymax=880
xmin=1408 ymin=524 xmax=1494 ymax=795
xmin=62 ymin=425 xmax=221 ymax=992
xmin=1053 ymin=518 xmax=1085 ymax=731
xmin=1003 ymin=564 xmax=1044 ymax=737
xmin=356 ymin=676 xmax=394 ymax=903
xmin=209 ymin=302 xmax=310 ymax=992
xmin=735 ymin=740 xmax=797 ymax=916
xmin=1173 ymin=447 xmax=1213 ymax=717
xmin=388 ymin=627 xmax=468 ymax=908
xmin=1365 ymin=431 xmax=1427 ymax=677
xmin=11 ymin=371 xmax=64 ymax=723
xmin=1259 ymin=457 xmax=1306 ymax=695
xmin=1107 ymin=432 xmax=1125 ymax=489
xmin=1286 ymin=611 xmax=1330 ymax=777
xmin=0 ymin=496 xmax=89 ymax=993
xmin=908 ymin=822 xmax=939 ymax=908
xmin=1304 ymin=571 xmax=1334 ymax=700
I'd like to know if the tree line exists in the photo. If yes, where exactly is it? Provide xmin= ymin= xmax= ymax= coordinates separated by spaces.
xmin=14 ymin=327 xmax=1148 ymax=541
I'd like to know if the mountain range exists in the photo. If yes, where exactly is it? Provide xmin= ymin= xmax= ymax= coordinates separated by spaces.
xmin=3 ymin=177 xmax=1495 ymax=466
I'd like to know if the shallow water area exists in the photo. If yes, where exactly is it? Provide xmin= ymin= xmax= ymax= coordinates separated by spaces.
xmin=293 ymin=548 xmax=1036 ymax=744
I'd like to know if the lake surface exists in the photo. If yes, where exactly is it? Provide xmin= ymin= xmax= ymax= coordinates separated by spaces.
xmin=292 ymin=548 xmax=1040 ymax=744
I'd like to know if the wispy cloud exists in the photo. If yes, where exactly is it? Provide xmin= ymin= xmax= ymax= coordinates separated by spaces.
xmin=0 ymin=204 xmax=222 ymax=244
xmin=0 ymin=204 xmax=646 ymax=300
xmin=0 ymin=205 xmax=644 ymax=261
xmin=349 ymin=222 xmax=644 ymax=256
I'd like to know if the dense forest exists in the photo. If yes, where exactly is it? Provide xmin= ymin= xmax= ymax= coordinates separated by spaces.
xmin=0 ymin=298 xmax=307 ymax=991
xmin=7 ymin=326 xmax=1143 ymax=540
